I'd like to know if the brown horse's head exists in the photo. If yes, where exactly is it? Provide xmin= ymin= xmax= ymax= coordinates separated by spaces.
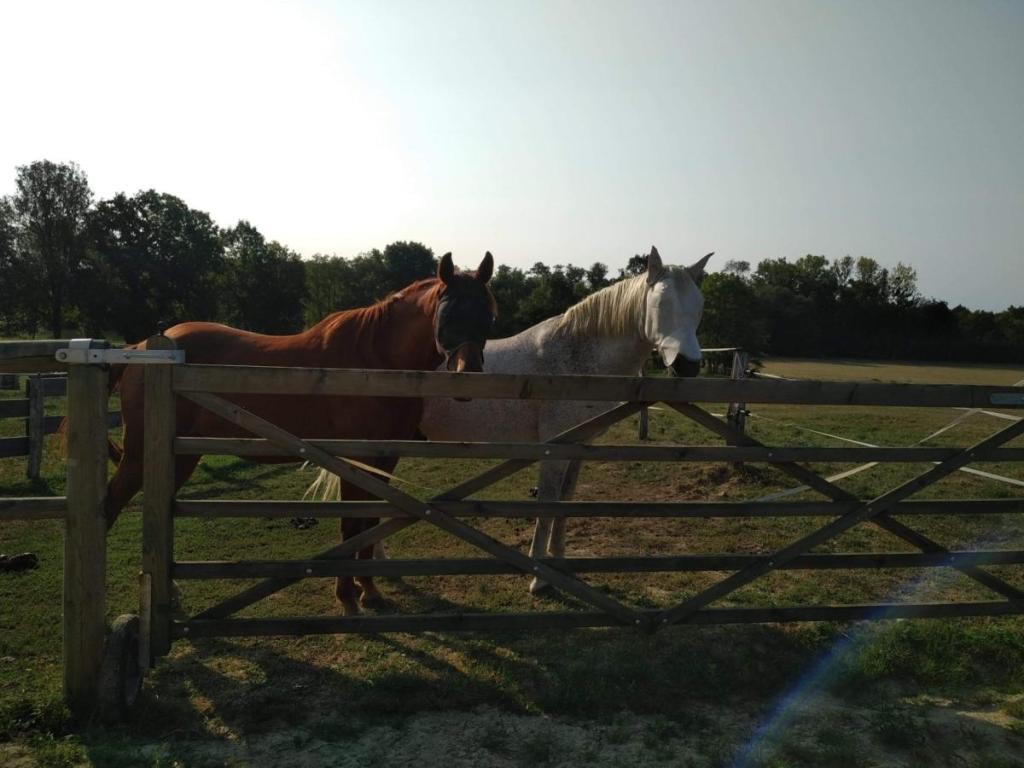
xmin=433 ymin=252 xmax=496 ymax=373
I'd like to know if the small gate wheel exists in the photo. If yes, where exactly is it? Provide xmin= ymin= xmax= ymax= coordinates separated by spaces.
xmin=96 ymin=614 xmax=143 ymax=723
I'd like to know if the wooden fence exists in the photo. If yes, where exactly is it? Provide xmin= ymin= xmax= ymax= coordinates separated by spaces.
xmin=0 ymin=372 xmax=121 ymax=478
xmin=4 ymin=336 xmax=1024 ymax=719
xmin=638 ymin=347 xmax=749 ymax=440
xmin=146 ymin=348 xmax=1024 ymax=649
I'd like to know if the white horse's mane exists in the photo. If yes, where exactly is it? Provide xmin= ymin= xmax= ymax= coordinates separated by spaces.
xmin=556 ymin=267 xmax=692 ymax=339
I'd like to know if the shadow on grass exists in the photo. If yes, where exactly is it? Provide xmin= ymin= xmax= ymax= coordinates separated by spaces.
xmin=179 ymin=459 xmax=301 ymax=499
xmin=93 ymin=623 xmax=822 ymax=738
xmin=0 ymin=474 xmax=58 ymax=499
xmin=2 ymin=615 xmax=1019 ymax=767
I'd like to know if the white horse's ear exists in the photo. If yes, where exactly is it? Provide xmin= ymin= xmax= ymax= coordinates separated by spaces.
xmin=438 ymin=252 xmax=455 ymax=284
xmin=476 ymin=251 xmax=494 ymax=283
xmin=687 ymin=252 xmax=714 ymax=286
xmin=646 ymin=246 xmax=666 ymax=285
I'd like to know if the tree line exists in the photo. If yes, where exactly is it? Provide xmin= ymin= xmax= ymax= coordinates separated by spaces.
xmin=1 ymin=160 xmax=1021 ymax=363
xmin=700 ymin=256 xmax=1024 ymax=363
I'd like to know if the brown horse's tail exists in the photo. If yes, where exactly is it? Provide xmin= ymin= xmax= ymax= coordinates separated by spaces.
xmin=57 ymin=348 xmax=134 ymax=464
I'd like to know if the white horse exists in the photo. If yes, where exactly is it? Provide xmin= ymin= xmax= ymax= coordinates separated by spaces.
xmin=309 ymin=246 xmax=710 ymax=594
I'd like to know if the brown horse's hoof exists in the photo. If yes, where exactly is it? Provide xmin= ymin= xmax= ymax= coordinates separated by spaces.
xmin=339 ymin=599 xmax=361 ymax=617
xmin=359 ymin=578 xmax=386 ymax=608
xmin=359 ymin=591 xmax=388 ymax=611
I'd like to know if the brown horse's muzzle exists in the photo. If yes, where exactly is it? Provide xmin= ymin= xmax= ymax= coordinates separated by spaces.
xmin=445 ymin=342 xmax=485 ymax=401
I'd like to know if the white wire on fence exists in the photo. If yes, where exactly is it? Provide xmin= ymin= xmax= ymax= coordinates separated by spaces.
xmin=746 ymin=376 xmax=1024 ymax=501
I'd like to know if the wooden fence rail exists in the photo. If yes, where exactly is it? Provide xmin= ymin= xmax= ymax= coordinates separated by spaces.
xmin=171 ymin=364 xmax=1024 ymax=408
xmin=172 ymin=498 xmax=1024 ymax=519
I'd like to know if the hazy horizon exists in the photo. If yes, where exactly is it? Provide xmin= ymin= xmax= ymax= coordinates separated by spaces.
xmin=2 ymin=0 xmax=1021 ymax=311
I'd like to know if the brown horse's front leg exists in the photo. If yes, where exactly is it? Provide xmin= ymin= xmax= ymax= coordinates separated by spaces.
xmin=355 ymin=518 xmax=385 ymax=608
xmin=106 ymin=458 xmax=143 ymax=530
xmin=336 ymin=517 xmax=363 ymax=615
xmin=334 ymin=463 xmax=396 ymax=612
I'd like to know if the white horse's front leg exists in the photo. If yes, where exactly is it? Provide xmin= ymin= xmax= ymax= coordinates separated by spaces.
xmin=528 ymin=517 xmax=554 ymax=594
xmin=529 ymin=461 xmax=573 ymax=595
xmin=547 ymin=460 xmax=582 ymax=558
xmin=548 ymin=519 xmax=566 ymax=558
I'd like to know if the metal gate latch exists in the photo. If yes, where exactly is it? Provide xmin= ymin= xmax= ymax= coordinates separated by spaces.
xmin=55 ymin=339 xmax=185 ymax=365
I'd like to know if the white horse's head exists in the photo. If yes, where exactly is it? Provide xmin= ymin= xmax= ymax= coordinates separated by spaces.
xmin=643 ymin=246 xmax=712 ymax=377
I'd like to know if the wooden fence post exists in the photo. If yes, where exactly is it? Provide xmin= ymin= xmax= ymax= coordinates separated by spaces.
xmin=26 ymin=374 xmax=45 ymax=479
xmin=142 ymin=334 xmax=178 ymax=663
xmin=63 ymin=340 xmax=109 ymax=718
xmin=638 ymin=368 xmax=649 ymax=440
xmin=725 ymin=349 xmax=749 ymax=450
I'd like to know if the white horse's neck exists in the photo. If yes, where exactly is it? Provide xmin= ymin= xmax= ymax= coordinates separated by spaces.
xmin=555 ymin=274 xmax=652 ymax=346
xmin=547 ymin=274 xmax=653 ymax=374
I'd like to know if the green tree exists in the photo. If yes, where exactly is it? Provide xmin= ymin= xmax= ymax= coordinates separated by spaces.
xmin=831 ymin=255 xmax=854 ymax=285
xmin=518 ymin=265 xmax=579 ymax=327
xmin=380 ymin=240 xmax=435 ymax=288
xmin=83 ymin=190 xmax=224 ymax=340
xmin=303 ymin=254 xmax=358 ymax=326
xmin=752 ymin=258 xmax=821 ymax=354
xmin=888 ymin=263 xmax=919 ymax=308
xmin=722 ymin=259 xmax=750 ymax=275
xmin=222 ymin=221 xmax=307 ymax=333
xmin=0 ymin=197 xmax=42 ymax=335
xmin=998 ymin=306 xmax=1024 ymax=348
xmin=564 ymin=264 xmax=588 ymax=302
xmin=620 ymin=253 xmax=647 ymax=278
xmin=699 ymin=272 xmax=767 ymax=353
xmin=489 ymin=264 xmax=531 ymax=337
xmin=586 ymin=262 xmax=611 ymax=292
xmin=11 ymin=160 xmax=93 ymax=336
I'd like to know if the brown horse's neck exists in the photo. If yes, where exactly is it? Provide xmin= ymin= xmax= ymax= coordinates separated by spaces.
xmin=310 ymin=279 xmax=445 ymax=370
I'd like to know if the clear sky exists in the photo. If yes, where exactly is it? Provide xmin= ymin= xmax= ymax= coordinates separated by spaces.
xmin=2 ymin=0 xmax=1021 ymax=310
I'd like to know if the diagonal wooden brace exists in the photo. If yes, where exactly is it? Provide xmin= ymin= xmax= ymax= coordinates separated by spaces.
xmin=654 ymin=408 xmax=1024 ymax=629
xmin=670 ymin=403 xmax=1024 ymax=601
xmin=191 ymin=400 xmax=647 ymax=620
xmin=193 ymin=517 xmax=415 ymax=620
xmin=181 ymin=391 xmax=644 ymax=627
xmin=437 ymin=401 xmax=647 ymax=500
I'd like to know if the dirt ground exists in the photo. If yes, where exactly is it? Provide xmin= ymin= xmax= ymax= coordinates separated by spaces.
xmin=4 ymin=692 xmax=1023 ymax=767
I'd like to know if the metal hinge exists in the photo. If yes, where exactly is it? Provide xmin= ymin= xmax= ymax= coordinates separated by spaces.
xmin=55 ymin=339 xmax=185 ymax=365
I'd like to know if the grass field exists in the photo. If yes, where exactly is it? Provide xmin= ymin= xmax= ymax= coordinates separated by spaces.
xmin=761 ymin=358 xmax=1024 ymax=386
xmin=2 ymin=358 xmax=1024 ymax=767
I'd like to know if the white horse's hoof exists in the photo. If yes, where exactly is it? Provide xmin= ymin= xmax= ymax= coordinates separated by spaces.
xmin=170 ymin=580 xmax=183 ymax=611
xmin=529 ymin=577 xmax=554 ymax=596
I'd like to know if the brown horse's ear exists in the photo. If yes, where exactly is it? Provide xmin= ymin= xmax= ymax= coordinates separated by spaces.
xmin=476 ymin=251 xmax=494 ymax=283
xmin=438 ymin=252 xmax=455 ymax=284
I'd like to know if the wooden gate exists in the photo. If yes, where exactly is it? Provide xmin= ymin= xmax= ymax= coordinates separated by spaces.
xmin=139 ymin=350 xmax=1024 ymax=660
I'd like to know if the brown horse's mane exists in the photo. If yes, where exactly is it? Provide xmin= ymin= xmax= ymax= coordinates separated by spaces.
xmin=307 ymin=277 xmax=444 ymax=337
xmin=390 ymin=273 xmax=498 ymax=316
xmin=310 ymin=272 xmax=496 ymax=337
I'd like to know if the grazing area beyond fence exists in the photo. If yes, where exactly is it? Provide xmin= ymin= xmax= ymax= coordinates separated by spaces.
xmin=2 ymin=344 xmax=1024 ymax=767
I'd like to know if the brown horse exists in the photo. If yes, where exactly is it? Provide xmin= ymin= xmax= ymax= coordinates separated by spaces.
xmin=107 ymin=252 xmax=496 ymax=614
